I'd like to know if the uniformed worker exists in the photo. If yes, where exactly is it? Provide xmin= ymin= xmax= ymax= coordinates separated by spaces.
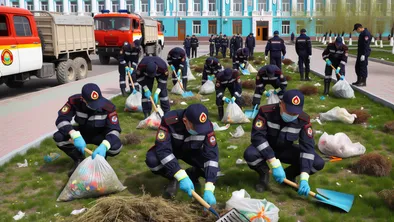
xmin=244 ymin=90 xmax=325 ymax=193
xmin=209 ymin=35 xmax=216 ymax=56
xmin=235 ymin=33 xmax=243 ymax=52
xmin=145 ymin=103 xmax=219 ymax=207
xmin=322 ymin=37 xmax=348 ymax=95
xmin=191 ymin=35 xmax=199 ymax=58
xmin=202 ymin=57 xmax=223 ymax=85
xmin=265 ymin=31 xmax=286 ymax=70
xmin=295 ymin=29 xmax=312 ymax=81
xmin=118 ymin=41 xmax=140 ymax=97
xmin=233 ymin=47 xmax=249 ymax=70
xmin=252 ymin=65 xmax=287 ymax=107
xmin=245 ymin=33 xmax=256 ymax=57
xmin=54 ymin=83 xmax=122 ymax=177
xmin=215 ymin=68 xmax=243 ymax=120
xmin=215 ymin=34 xmax=222 ymax=56
xmin=230 ymin=35 xmax=237 ymax=58
xmin=167 ymin=47 xmax=188 ymax=90
xmin=183 ymin=35 xmax=192 ymax=58
xmin=134 ymin=56 xmax=170 ymax=118
xmin=352 ymin=23 xmax=372 ymax=87
xmin=220 ymin=35 xmax=229 ymax=58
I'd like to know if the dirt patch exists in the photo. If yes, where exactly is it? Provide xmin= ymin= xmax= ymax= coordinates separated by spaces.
xmin=284 ymin=75 xmax=292 ymax=81
xmin=253 ymin=58 xmax=263 ymax=65
xmin=222 ymin=58 xmax=231 ymax=63
xmin=193 ymin=67 xmax=204 ymax=73
xmin=348 ymin=109 xmax=371 ymax=124
xmin=120 ymin=133 xmax=142 ymax=146
xmin=299 ymin=85 xmax=318 ymax=96
xmin=384 ymin=121 xmax=394 ymax=134
xmin=282 ymin=58 xmax=294 ymax=66
xmin=242 ymin=80 xmax=256 ymax=90
xmin=352 ymin=153 xmax=392 ymax=177
xmin=242 ymin=93 xmax=254 ymax=107
xmin=379 ymin=189 xmax=394 ymax=210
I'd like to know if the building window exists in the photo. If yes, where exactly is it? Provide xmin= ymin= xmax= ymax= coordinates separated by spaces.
xmin=247 ymin=0 xmax=252 ymax=6
xmin=232 ymin=20 xmax=242 ymax=35
xmin=11 ymin=2 xmax=19 ymax=7
xmin=297 ymin=0 xmax=304 ymax=11
xmin=85 ymin=4 xmax=91 ymax=12
xmin=194 ymin=0 xmax=200 ymax=11
xmin=376 ymin=0 xmax=382 ymax=12
xmin=346 ymin=0 xmax=354 ymax=13
xmin=41 ymin=2 xmax=48 ymax=11
xmin=98 ymin=1 xmax=105 ymax=11
xmin=193 ymin=21 xmax=201 ymax=34
xmin=282 ymin=0 xmax=290 ymax=12
xmin=282 ymin=21 xmax=290 ymax=34
xmin=316 ymin=0 xmax=323 ymax=12
xmin=14 ymin=16 xmax=32 ymax=37
xmin=376 ymin=21 xmax=385 ymax=33
xmin=157 ymin=0 xmax=164 ymax=12
xmin=141 ymin=0 xmax=148 ymax=12
xmin=234 ymin=0 xmax=242 ymax=12
xmin=296 ymin=20 xmax=304 ymax=34
xmin=179 ymin=0 xmax=186 ymax=11
xmin=257 ymin=0 xmax=266 ymax=11
xmin=208 ymin=0 xmax=215 ymax=11
xmin=331 ymin=0 xmax=337 ymax=12
xmin=70 ymin=3 xmax=77 ymax=12
xmin=27 ymin=4 xmax=33 ymax=10
xmin=126 ymin=0 xmax=134 ymax=12
xmin=113 ymin=4 xmax=120 ymax=12
xmin=208 ymin=20 xmax=217 ymax=34
xmin=316 ymin=20 xmax=323 ymax=34
xmin=360 ymin=0 xmax=367 ymax=12
xmin=55 ymin=2 xmax=63 ymax=12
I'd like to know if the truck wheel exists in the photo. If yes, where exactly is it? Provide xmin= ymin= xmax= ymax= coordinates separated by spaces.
xmin=155 ymin=44 xmax=162 ymax=56
xmin=99 ymin=55 xmax=110 ymax=65
xmin=5 ymin=79 xmax=24 ymax=88
xmin=74 ymin=57 xmax=88 ymax=80
xmin=57 ymin=59 xmax=76 ymax=84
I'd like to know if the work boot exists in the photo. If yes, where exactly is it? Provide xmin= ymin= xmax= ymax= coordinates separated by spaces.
xmin=62 ymin=148 xmax=85 ymax=177
xmin=323 ymin=81 xmax=330 ymax=95
xmin=355 ymin=77 xmax=366 ymax=87
xmin=218 ymin=106 xmax=224 ymax=121
xmin=284 ymin=165 xmax=300 ymax=183
xmin=352 ymin=76 xmax=361 ymax=85
xmin=121 ymin=88 xmax=127 ymax=97
xmin=144 ymin=111 xmax=150 ymax=119
xmin=305 ymin=73 xmax=311 ymax=81
xmin=254 ymin=165 xmax=270 ymax=193
xmin=163 ymin=178 xmax=178 ymax=199
xmin=299 ymin=73 xmax=305 ymax=81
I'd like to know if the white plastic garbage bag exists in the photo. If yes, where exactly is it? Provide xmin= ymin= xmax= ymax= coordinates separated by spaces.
xmin=319 ymin=106 xmax=357 ymax=124
xmin=267 ymin=90 xmax=280 ymax=105
xmin=185 ymin=58 xmax=196 ymax=80
xmin=171 ymin=81 xmax=184 ymax=95
xmin=230 ymin=125 xmax=245 ymax=138
xmin=226 ymin=189 xmax=279 ymax=222
xmin=318 ymin=132 xmax=366 ymax=158
xmin=199 ymin=80 xmax=215 ymax=95
xmin=136 ymin=106 xmax=164 ymax=130
xmin=212 ymin=122 xmax=230 ymax=131
xmin=332 ymin=80 xmax=355 ymax=99
xmin=125 ymin=91 xmax=142 ymax=112
xmin=247 ymin=64 xmax=258 ymax=73
xmin=222 ymin=102 xmax=250 ymax=124
xmin=57 ymin=155 xmax=126 ymax=201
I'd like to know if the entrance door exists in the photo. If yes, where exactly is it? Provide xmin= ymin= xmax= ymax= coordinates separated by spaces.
xmin=178 ymin=20 xmax=185 ymax=41
xmin=256 ymin=26 xmax=263 ymax=40
xmin=262 ymin=27 xmax=268 ymax=40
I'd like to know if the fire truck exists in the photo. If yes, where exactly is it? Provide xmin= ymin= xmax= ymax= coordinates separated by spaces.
xmin=94 ymin=10 xmax=165 ymax=65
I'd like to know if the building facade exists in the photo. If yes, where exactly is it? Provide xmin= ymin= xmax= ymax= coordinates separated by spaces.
xmin=3 ymin=0 xmax=393 ymax=39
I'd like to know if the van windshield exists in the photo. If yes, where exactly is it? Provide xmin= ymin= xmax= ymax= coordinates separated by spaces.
xmin=94 ymin=17 xmax=131 ymax=31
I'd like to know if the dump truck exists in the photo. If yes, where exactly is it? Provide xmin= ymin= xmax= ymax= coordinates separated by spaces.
xmin=0 ymin=7 xmax=95 ymax=89
xmin=94 ymin=9 xmax=165 ymax=65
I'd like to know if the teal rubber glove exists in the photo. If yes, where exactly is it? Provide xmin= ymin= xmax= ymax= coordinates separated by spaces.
xmin=273 ymin=89 xmax=279 ymax=95
xmin=171 ymin=65 xmax=176 ymax=73
xmin=340 ymin=75 xmax=345 ymax=80
xmin=325 ymin=59 xmax=332 ymax=66
xmin=132 ymin=89 xmax=137 ymax=94
xmin=281 ymin=56 xmax=285 ymax=60
xmin=298 ymin=173 xmax=310 ymax=197
xmin=179 ymin=177 xmax=194 ymax=197
xmin=208 ymin=75 xmax=215 ymax=81
xmin=125 ymin=66 xmax=130 ymax=73
xmin=177 ymin=69 xmax=182 ymax=77
xmin=203 ymin=190 xmax=216 ymax=206
xmin=92 ymin=143 xmax=108 ymax=159
xmin=223 ymin=97 xmax=231 ymax=104
xmin=231 ymin=97 xmax=236 ymax=103
xmin=335 ymin=67 xmax=341 ymax=74
xmin=70 ymin=131 xmax=86 ymax=155
xmin=153 ymin=93 xmax=159 ymax=104
xmin=143 ymin=86 xmax=151 ymax=98
xmin=269 ymin=159 xmax=286 ymax=184
xmin=265 ymin=91 xmax=271 ymax=97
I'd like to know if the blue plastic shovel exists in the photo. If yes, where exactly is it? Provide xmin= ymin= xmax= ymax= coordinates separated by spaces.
xmin=244 ymin=104 xmax=258 ymax=119
xmin=170 ymin=65 xmax=194 ymax=98
xmin=284 ymin=178 xmax=354 ymax=212
xmin=239 ymin=64 xmax=250 ymax=75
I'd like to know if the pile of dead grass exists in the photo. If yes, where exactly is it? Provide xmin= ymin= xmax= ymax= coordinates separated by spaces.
xmin=384 ymin=120 xmax=394 ymax=134
xmin=299 ymin=85 xmax=318 ymax=96
xmin=222 ymin=58 xmax=231 ymax=63
xmin=282 ymin=58 xmax=294 ymax=66
xmin=120 ymin=133 xmax=142 ymax=145
xmin=242 ymin=93 xmax=254 ymax=106
xmin=76 ymin=194 xmax=214 ymax=222
xmin=348 ymin=109 xmax=371 ymax=124
xmin=379 ymin=189 xmax=394 ymax=210
xmin=241 ymin=79 xmax=256 ymax=89
xmin=352 ymin=153 xmax=392 ymax=177
xmin=193 ymin=66 xmax=204 ymax=73
xmin=248 ymin=56 xmax=255 ymax=61
xmin=284 ymin=75 xmax=292 ymax=81
xmin=253 ymin=58 xmax=263 ymax=65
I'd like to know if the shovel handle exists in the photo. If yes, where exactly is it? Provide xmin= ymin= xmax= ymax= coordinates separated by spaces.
xmin=126 ymin=70 xmax=135 ymax=89
xmin=84 ymin=148 xmax=93 ymax=155
xmin=330 ymin=64 xmax=341 ymax=78
xmin=191 ymin=190 xmax=220 ymax=218
xmin=172 ymin=66 xmax=185 ymax=91
xmin=283 ymin=178 xmax=317 ymax=197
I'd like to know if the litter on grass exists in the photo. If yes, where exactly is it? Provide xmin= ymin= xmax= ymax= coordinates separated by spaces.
xmin=212 ymin=122 xmax=230 ymax=131
xmin=201 ymin=98 xmax=210 ymax=102
xmin=319 ymin=107 xmax=357 ymax=124
xmin=227 ymin=145 xmax=238 ymax=150
xmin=17 ymin=159 xmax=28 ymax=168
xmin=236 ymin=159 xmax=247 ymax=165
xmin=318 ymin=132 xmax=366 ymax=158
xmin=230 ymin=125 xmax=245 ymax=138
xmin=44 ymin=153 xmax=60 ymax=163
xmin=71 ymin=208 xmax=86 ymax=215
xmin=13 ymin=211 xmax=25 ymax=220
xmin=180 ymin=101 xmax=188 ymax=105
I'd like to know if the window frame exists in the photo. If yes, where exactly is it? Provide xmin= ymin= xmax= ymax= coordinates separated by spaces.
xmin=208 ymin=20 xmax=217 ymax=35
xmin=0 ymin=14 xmax=10 ymax=37
xmin=192 ymin=20 xmax=201 ymax=35
xmin=281 ymin=20 xmax=290 ymax=34
xmin=232 ymin=20 xmax=242 ymax=35
xmin=13 ymin=15 xmax=32 ymax=37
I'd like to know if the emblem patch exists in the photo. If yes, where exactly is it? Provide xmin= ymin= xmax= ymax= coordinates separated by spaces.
xmin=91 ymin=91 xmax=99 ymax=100
xmin=181 ymin=58 xmax=185 ymax=62
xmin=216 ymin=82 xmax=220 ymax=87
xmin=156 ymin=129 xmax=167 ymax=141
xmin=307 ymin=127 xmax=313 ymax=138
xmin=292 ymin=96 xmax=301 ymax=105
xmin=255 ymin=119 xmax=264 ymax=128
xmin=111 ymin=115 xmax=118 ymax=124
xmin=61 ymin=104 xmax=70 ymax=114
xmin=364 ymin=36 xmax=369 ymax=41
xmin=1 ymin=49 xmax=13 ymax=66
xmin=208 ymin=135 xmax=216 ymax=146
xmin=199 ymin=112 xmax=207 ymax=123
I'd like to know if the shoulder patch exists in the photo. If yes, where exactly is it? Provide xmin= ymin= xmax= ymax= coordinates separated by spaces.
xmin=156 ymin=128 xmax=168 ymax=142
xmin=108 ymin=111 xmax=118 ymax=124
xmin=207 ymin=132 xmax=217 ymax=146
xmin=68 ymin=95 xmax=82 ymax=105
xmin=164 ymin=116 xmax=180 ymax=125
xmin=260 ymin=104 xmax=276 ymax=113
xmin=61 ymin=103 xmax=71 ymax=114
xmin=298 ymin=112 xmax=310 ymax=123
xmin=254 ymin=116 xmax=265 ymax=130
xmin=304 ymin=123 xmax=313 ymax=138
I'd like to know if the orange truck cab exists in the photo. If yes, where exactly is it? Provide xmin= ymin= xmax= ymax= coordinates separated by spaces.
xmin=94 ymin=9 xmax=165 ymax=65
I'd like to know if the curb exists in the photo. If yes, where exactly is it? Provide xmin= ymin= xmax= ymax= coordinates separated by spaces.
xmin=347 ymin=54 xmax=394 ymax=66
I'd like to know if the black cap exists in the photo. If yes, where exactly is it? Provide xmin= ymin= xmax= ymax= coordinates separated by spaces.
xmin=274 ymin=30 xmax=279 ymax=35
xmin=353 ymin=23 xmax=362 ymax=31
xmin=206 ymin=57 xmax=214 ymax=65
xmin=81 ymin=83 xmax=105 ymax=110
xmin=224 ymin=34 xmax=227 ymax=37
xmin=184 ymin=104 xmax=210 ymax=134
xmin=300 ymin=29 xmax=306 ymax=33
xmin=242 ymin=47 xmax=249 ymax=55
xmin=146 ymin=62 xmax=157 ymax=77
xmin=335 ymin=37 xmax=343 ymax=46
xmin=281 ymin=90 xmax=304 ymax=115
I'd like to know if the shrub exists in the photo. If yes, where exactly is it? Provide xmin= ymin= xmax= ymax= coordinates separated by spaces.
xmin=352 ymin=153 xmax=392 ymax=177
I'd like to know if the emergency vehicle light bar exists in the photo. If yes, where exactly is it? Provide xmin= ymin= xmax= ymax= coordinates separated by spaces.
xmin=101 ymin=10 xmax=110 ymax=13
xmin=118 ymin=9 xmax=129 ymax=13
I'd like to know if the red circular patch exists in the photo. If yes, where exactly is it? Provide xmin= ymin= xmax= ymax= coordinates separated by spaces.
xmin=91 ymin=91 xmax=99 ymax=100
xmin=1 ymin=49 xmax=13 ymax=66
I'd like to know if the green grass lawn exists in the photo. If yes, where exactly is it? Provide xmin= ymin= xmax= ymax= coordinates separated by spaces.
xmin=347 ymin=49 xmax=394 ymax=62
xmin=1 ymin=53 xmax=394 ymax=222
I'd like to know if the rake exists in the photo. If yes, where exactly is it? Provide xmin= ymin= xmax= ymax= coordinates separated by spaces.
xmin=171 ymin=65 xmax=194 ymax=97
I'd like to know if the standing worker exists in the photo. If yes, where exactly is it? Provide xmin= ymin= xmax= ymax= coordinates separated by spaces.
xmin=191 ymin=35 xmax=199 ymax=58
xmin=54 ymin=83 xmax=122 ymax=177
xmin=209 ymin=35 xmax=216 ymax=56
xmin=167 ymin=47 xmax=188 ymax=90
xmin=245 ymin=33 xmax=256 ymax=57
xmin=234 ymin=33 xmax=243 ymax=54
xmin=118 ymin=41 xmax=140 ymax=96
xmin=145 ymin=103 xmax=220 ymax=207
xmin=202 ymin=57 xmax=223 ymax=85
xmin=221 ymin=35 xmax=229 ymax=58
xmin=230 ymin=35 xmax=237 ymax=58
xmin=295 ymin=29 xmax=312 ymax=81
xmin=215 ymin=33 xmax=222 ymax=56
xmin=183 ymin=35 xmax=191 ymax=58
xmin=252 ymin=65 xmax=287 ymax=107
xmin=134 ymin=56 xmax=171 ymax=118
xmin=291 ymin=32 xmax=295 ymax=43
xmin=322 ymin=37 xmax=348 ymax=95
xmin=352 ymin=23 xmax=371 ymax=87
xmin=265 ymin=31 xmax=286 ymax=70
xmin=215 ymin=68 xmax=243 ymax=120
xmin=244 ymin=90 xmax=325 ymax=192
xmin=233 ymin=47 xmax=249 ymax=70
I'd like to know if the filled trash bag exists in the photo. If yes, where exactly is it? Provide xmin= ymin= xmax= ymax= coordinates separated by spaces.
xmin=247 ymin=64 xmax=258 ymax=73
xmin=226 ymin=189 xmax=279 ymax=222
xmin=125 ymin=91 xmax=142 ymax=112
xmin=136 ymin=106 xmax=164 ymax=130
xmin=186 ymin=58 xmax=196 ymax=81
xmin=171 ymin=81 xmax=184 ymax=95
xmin=222 ymin=102 xmax=250 ymax=124
xmin=57 ymin=155 xmax=126 ymax=202
xmin=319 ymin=106 xmax=357 ymax=124
xmin=199 ymin=80 xmax=215 ymax=95
xmin=267 ymin=90 xmax=280 ymax=105
xmin=318 ymin=132 xmax=366 ymax=158
xmin=332 ymin=80 xmax=355 ymax=99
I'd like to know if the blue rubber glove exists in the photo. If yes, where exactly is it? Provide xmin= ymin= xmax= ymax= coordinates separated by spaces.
xmin=281 ymin=56 xmax=285 ymax=60
xmin=203 ymin=190 xmax=216 ymax=206
xmin=70 ymin=131 xmax=86 ymax=155
xmin=335 ymin=67 xmax=341 ymax=74
xmin=143 ymin=86 xmax=151 ymax=98
xmin=269 ymin=159 xmax=286 ymax=184
xmin=265 ymin=91 xmax=271 ymax=97
xmin=298 ymin=173 xmax=311 ymax=197
xmin=153 ymin=93 xmax=159 ymax=104
xmin=132 ymin=89 xmax=137 ymax=94
xmin=208 ymin=75 xmax=215 ymax=81
xmin=223 ymin=97 xmax=231 ymax=104
xmin=273 ymin=89 xmax=279 ymax=95
xmin=175 ymin=170 xmax=194 ymax=197
xmin=325 ymin=59 xmax=332 ymax=66
xmin=92 ymin=143 xmax=108 ymax=159
xmin=339 ymin=75 xmax=345 ymax=80
xmin=231 ymin=97 xmax=236 ymax=103
xmin=125 ymin=66 xmax=130 ymax=73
